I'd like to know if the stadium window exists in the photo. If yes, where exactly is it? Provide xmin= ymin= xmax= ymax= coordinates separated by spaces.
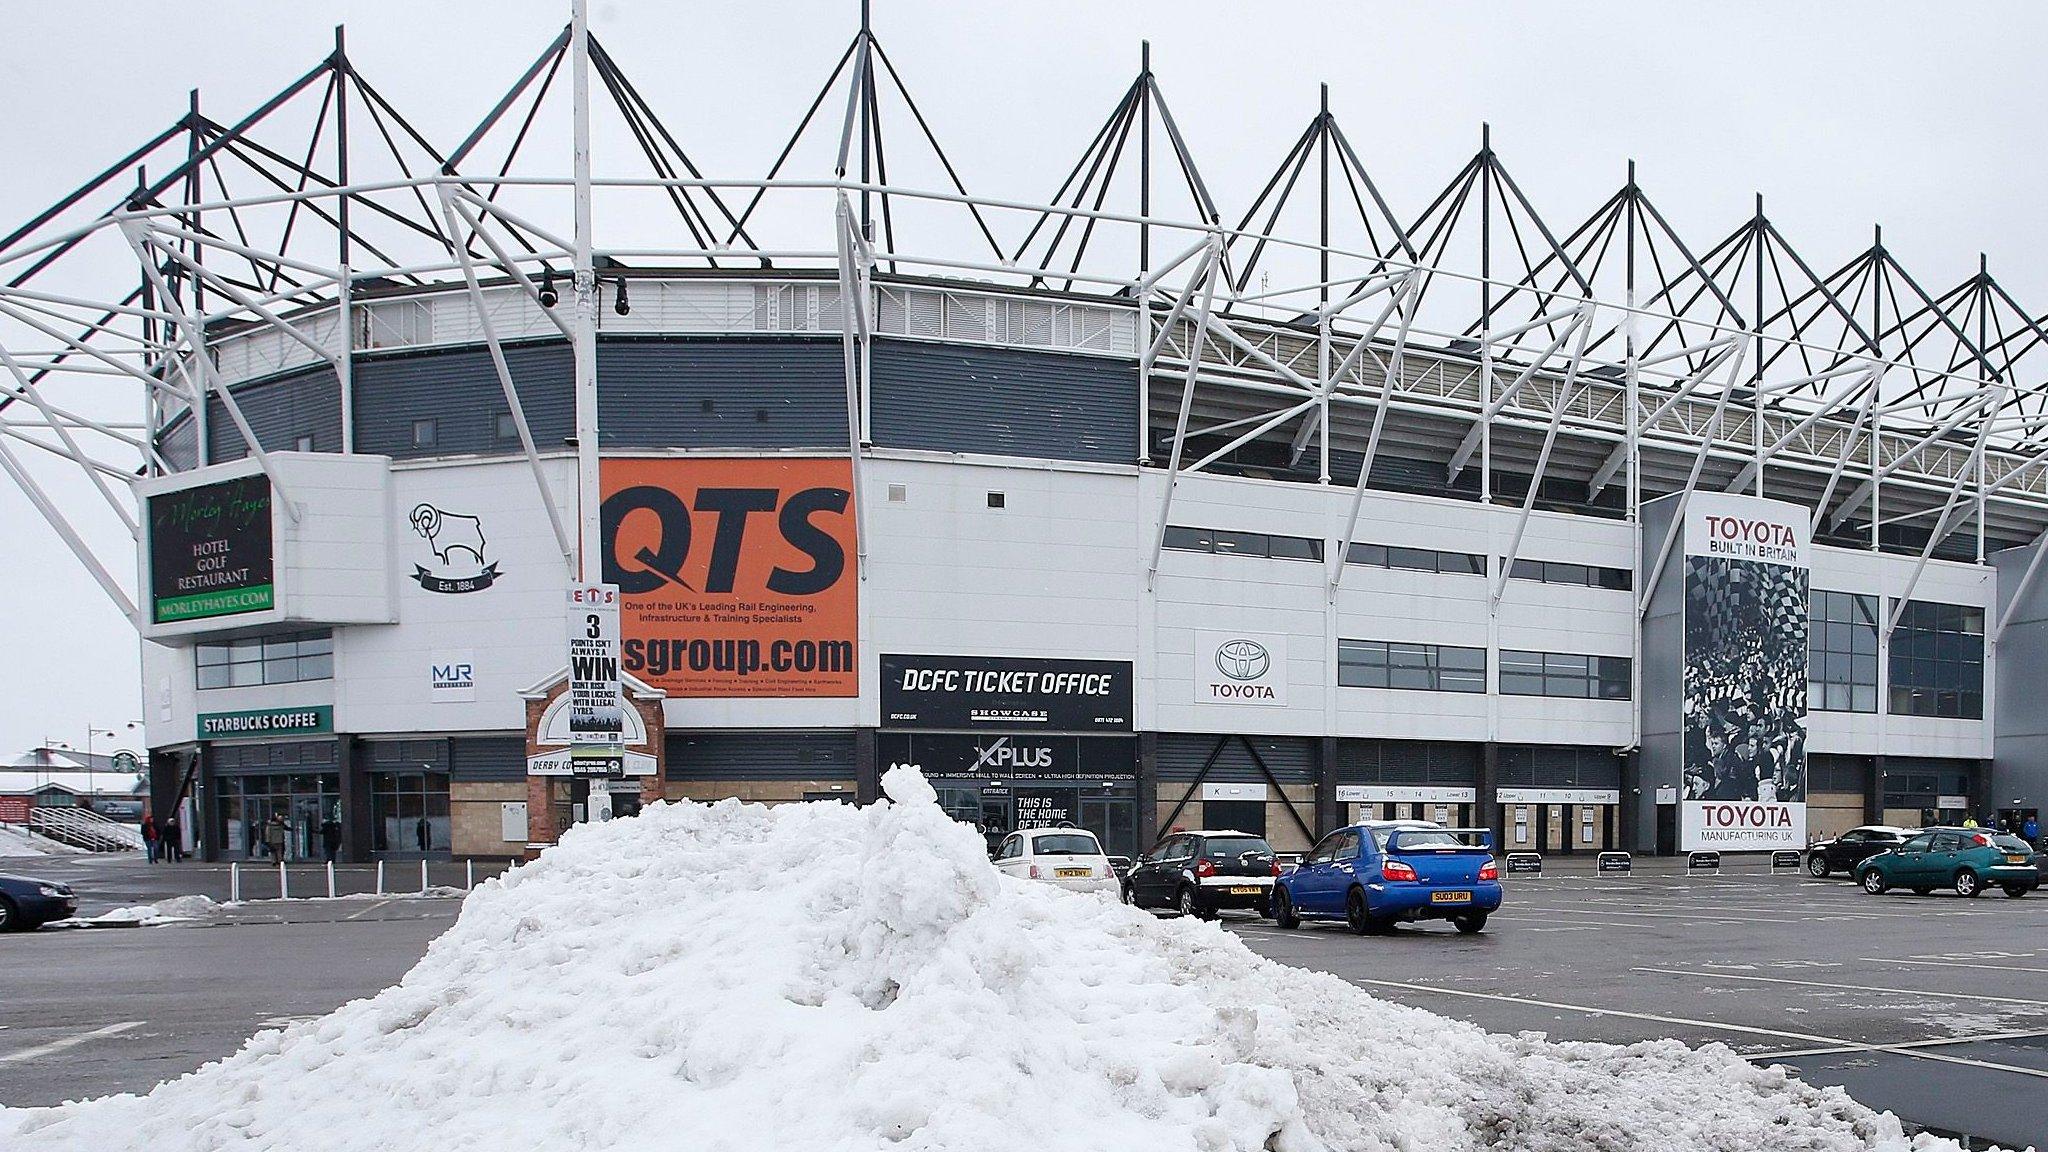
xmin=1506 ymin=558 xmax=1631 ymax=591
xmin=1499 ymin=650 xmax=1632 ymax=699
xmin=1808 ymin=590 xmax=1878 ymax=713
xmin=1346 ymin=542 xmax=1486 ymax=576
xmin=196 ymin=629 xmax=334 ymax=689
xmin=293 ymin=433 xmax=315 ymax=452
xmin=1888 ymin=599 xmax=1984 ymax=719
xmin=1162 ymin=526 xmax=1323 ymax=562
xmin=1338 ymin=639 xmax=1486 ymax=693
xmin=495 ymin=412 xmax=520 ymax=442
xmin=986 ymin=491 xmax=1005 ymax=509
xmin=412 ymin=418 xmax=438 ymax=449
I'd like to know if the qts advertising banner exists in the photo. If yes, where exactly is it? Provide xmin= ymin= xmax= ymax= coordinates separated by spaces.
xmin=1680 ymin=492 xmax=1809 ymax=852
xmin=147 ymin=473 xmax=275 ymax=624
xmin=601 ymin=458 xmax=857 ymax=697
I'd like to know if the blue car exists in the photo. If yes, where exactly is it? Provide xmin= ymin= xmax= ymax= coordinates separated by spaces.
xmin=1272 ymin=822 xmax=1501 ymax=934
xmin=0 ymin=871 xmax=79 ymax=932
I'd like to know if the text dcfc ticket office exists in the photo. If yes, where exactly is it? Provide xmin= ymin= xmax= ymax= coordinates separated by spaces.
xmin=879 ymin=654 xmax=1139 ymax=858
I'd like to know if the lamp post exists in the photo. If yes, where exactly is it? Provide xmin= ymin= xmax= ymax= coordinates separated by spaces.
xmin=83 ymin=722 xmax=140 ymax=810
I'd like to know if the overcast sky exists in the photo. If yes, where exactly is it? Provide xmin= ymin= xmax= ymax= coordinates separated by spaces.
xmin=2 ymin=1 xmax=2045 ymax=757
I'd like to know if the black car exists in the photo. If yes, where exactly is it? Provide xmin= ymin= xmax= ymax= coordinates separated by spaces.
xmin=0 ymin=871 xmax=79 ymax=931
xmin=1805 ymin=826 xmax=1911 ymax=879
xmin=1123 ymin=830 xmax=1277 ymax=919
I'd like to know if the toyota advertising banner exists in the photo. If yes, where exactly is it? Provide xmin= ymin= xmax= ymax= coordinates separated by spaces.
xmin=880 ymin=654 xmax=1133 ymax=731
xmin=601 ymin=458 xmax=858 ymax=697
xmin=1680 ymin=492 xmax=1809 ymax=851
xmin=147 ymin=473 xmax=275 ymax=624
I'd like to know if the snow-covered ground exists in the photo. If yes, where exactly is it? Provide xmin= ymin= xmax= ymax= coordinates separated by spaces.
xmin=50 ymin=894 xmax=218 ymax=928
xmin=0 ymin=823 xmax=84 ymax=857
xmin=0 ymin=768 xmax=1978 ymax=1151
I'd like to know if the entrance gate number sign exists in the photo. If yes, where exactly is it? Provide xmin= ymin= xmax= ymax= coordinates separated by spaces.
xmin=566 ymin=583 xmax=625 ymax=777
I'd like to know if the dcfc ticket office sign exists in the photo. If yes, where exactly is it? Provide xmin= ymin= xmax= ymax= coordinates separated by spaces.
xmin=601 ymin=458 xmax=858 ymax=698
xmin=148 ymin=473 xmax=275 ymax=624
xmin=198 ymin=705 xmax=332 ymax=740
xmin=881 ymin=654 xmax=1133 ymax=731
xmin=1680 ymin=492 xmax=1809 ymax=852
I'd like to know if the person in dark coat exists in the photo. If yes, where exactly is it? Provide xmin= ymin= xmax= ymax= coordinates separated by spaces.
xmin=263 ymin=812 xmax=289 ymax=861
xmin=161 ymin=815 xmax=182 ymax=863
xmin=320 ymin=816 xmax=342 ymax=864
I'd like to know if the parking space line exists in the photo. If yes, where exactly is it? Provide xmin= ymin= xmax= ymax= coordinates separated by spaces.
xmin=1861 ymin=957 xmax=2048 ymax=975
xmin=1348 ymin=977 xmax=2048 ymax=1083
xmin=1753 ymin=1028 xmax=2048 ymax=1062
xmin=1631 ymin=966 xmax=2048 ymax=1008
xmin=343 ymin=899 xmax=394 ymax=921
xmin=0 ymin=1021 xmax=142 ymax=1067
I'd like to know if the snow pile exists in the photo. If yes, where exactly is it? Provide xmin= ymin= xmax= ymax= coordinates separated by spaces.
xmin=2 ymin=768 xmax=1968 ymax=1151
xmin=57 ymin=894 xmax=218 ymax=927
xmin=0 ymin=824 xmax=85 ymax=857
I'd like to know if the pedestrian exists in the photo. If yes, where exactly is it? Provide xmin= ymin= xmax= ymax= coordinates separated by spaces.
xmin=162 ymin=815 xmax=181 ymax=863
xmin=264 ymin=811 xmax=289 ymax=861
xmin=1963 ymin=815 xmax=1979 ymax=829
xmin=320 ymin=815 xmax=342 ymax=864
xmin=415 ymin=814 xmax=431 ymax=852
xmin=141 ymin=813 xmax=159 ymax=864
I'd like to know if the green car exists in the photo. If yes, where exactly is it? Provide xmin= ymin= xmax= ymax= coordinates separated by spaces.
xmin=1855 ymin=827 xmax=2040 ymax=899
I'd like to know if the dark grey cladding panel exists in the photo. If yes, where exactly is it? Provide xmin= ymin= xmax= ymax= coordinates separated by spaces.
xmin=665 ymin=729 xmax=857 ymax=782
xmin=450 ymin=735 xmax=528 ymax=783
xmin=869 ymin=338 xmax=1137 ymax=464
xmin=148 ymin=366 xmax=342 ymax=466
xmin=160 ymin=413 xmax=199 ymax=471
xmin=1336 ymin=740 xmax=1482 ymax=785
xmin=1497 ymin=745 xmax=1624 ymax=789
xmin=353 ymin=342 xmax=573 ymax=459
xmin=1156 ymin=734 xmax=1315 ymax=784
xmin=596 ymin=338 xmax=849 ymax=449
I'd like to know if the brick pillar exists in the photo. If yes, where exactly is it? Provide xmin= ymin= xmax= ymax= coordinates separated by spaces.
xmin=634 ymin=691 xmax=665 ymax=808
xmin=855 ymin=728 xmax=879 ymax=804
xmin=524 ymin=692 xmax=557 ymax=857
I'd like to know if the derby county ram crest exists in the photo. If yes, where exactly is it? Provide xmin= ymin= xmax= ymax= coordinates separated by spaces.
xmin=408 ymin=503 xmax=502 ymax=593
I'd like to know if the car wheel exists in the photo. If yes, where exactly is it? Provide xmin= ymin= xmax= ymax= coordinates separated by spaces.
xmin=2001 ymin=884 xmax=2030 ymax=899
xmin=1177 ymin=886 xmax=1214 ymax=921
xmin=1806 ymin=854 xmax=1829 ymax=879
xmin=1273 ymin=888 xmax=1300 ymax=930
xmin=1453 ymin=912 xmax=1489 ymax=934
xmin=1859 ymin=869 xmax=1888 ymax=895
xmin=0 ymin=896 xmax=17 ymax=932
xmin=1121 ymin=883 xmax=1138 ymax=907
xmin=1954 ymin=870 xmax=1983 ymax=899
xmin=1346 ymin=888 xmax=1388 ymax=935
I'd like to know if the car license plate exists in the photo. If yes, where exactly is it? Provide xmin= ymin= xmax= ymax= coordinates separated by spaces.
xmin=1430 ymin=891 xmax=1473 ymax=904
xmin=1228 ymin=886 xmax=1262 ymax=896
xmin=1055 ymin=867 xmax=1090 ymax=878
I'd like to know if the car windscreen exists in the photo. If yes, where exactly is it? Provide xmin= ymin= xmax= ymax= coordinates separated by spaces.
xmin=1385 ymin=829 xmax=1466 ymax=851
xmin=1031 ymin=833 xmax=1101 ymax=856
xmin=1989 ymin=834 xmax=2034 ymax=853
xmin=1202 ymin=837 xmax=1272 ymax=861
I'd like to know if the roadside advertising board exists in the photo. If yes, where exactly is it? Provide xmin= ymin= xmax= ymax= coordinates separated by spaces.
xmin=147 ymin=473 xmax=275 ymax=624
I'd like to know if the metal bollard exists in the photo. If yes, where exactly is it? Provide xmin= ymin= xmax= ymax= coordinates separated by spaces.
xmin=420 ymin=858 xmax=429 ymax=895
xmin=466 ymin=859 xmax=475 ymax=890
xmin=279 ymin=860 xmax=289 ymax=901
xmin=326 ymin=861 xmax=336 ymax=899
xmin=376 ymin=860 xmax=385 ymax=896
xmin=230 ymin=862 xmax=241 ymax=903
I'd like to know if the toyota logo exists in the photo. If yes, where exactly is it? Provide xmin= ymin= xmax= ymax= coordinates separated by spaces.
xmin=1216 ymin=639 xmax=1269 ymax=681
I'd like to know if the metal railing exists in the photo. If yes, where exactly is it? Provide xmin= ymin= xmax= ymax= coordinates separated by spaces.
xmin=25 ymin=806 xmax=144 ymax=852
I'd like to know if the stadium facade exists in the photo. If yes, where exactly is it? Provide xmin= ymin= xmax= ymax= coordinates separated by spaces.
xmin=3 ymin=8 xmax=2046 ymax=863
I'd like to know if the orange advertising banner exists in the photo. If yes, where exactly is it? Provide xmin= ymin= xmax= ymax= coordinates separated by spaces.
xmin=600 ymin=458 xmax=858 ymax=697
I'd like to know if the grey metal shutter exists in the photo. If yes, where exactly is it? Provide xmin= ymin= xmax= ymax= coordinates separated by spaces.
xmin=665 ymin=730 xmax=857 ymax=782
xmin=353 ymin=342 xmax=573 ymax=459
xmin=596 ymin=338 xmax=848 ymax=449
xmin=1156 ymin=734 xmax=1314 ymax=784
xmin=1336 ymin=740 xmax=1480 ymax=784
xmin=1500 ymin=745 xmax=1621 ymax=788
xmin=207 ymin=365 xmax=342 ymax=462
xmin=451 ymin=736 xmax=527 ymax=783
xmin=869 ymin=338 xmax=1137 ymax=464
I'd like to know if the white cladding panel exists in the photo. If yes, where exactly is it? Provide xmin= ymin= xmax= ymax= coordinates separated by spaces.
xmin=138 ymin=451 xmax=1994 ymax=757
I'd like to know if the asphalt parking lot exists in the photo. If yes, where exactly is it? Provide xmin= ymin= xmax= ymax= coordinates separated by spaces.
xmin=3 ymin=856 xmax=2044 ymax=1148
xmin=1228 ymin=863 xmax=2048 ymax=1150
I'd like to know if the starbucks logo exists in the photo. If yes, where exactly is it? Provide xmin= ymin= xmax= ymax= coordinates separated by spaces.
xmin=1216 ymin=639 xmax=1270 ymax=682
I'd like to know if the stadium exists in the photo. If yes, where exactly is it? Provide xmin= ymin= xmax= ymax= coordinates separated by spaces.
xmin=2 ymin=6 xmax=2045 ymax=865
